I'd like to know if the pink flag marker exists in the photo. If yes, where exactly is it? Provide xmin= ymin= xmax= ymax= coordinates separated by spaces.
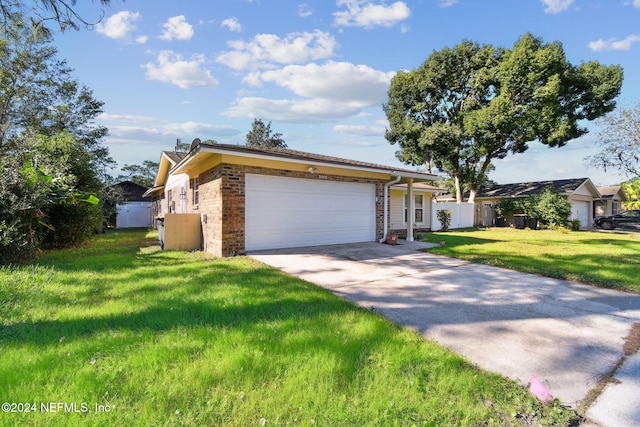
xmin=529 ymin=375 xmax=554 ymax=403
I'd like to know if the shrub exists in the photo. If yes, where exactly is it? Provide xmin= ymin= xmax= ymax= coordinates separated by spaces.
xmin=569 ymin=219 xmax=582 ymax=231
xmin=437 ymin=209 xmax=452 ymax=231
xmin=533 ymin=188 xmax=572 ymax=227
xmin=42 ymin=202 xmax=102 ymax=248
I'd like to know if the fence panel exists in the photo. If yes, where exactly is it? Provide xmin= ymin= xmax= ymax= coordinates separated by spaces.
xmin=431 ymin=202 xmax=475 ymax=231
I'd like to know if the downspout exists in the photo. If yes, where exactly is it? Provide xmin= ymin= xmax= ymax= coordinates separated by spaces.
xmin=379 ymin=175 xmax=402 ymax=243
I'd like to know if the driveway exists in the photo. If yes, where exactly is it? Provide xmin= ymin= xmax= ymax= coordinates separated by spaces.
xmin=250 ymin=241 xmax=640 ymax=424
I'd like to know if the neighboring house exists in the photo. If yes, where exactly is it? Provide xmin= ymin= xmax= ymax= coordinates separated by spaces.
xmin=389 ymin=183 xmax=444 ymax=235
xmin=595 ymin=186 xmax=627 ymax=217
xmin=111 ymin=180 xmax=151 ymax=228
xmin=470 ymin=178 xmax=600 ymax=229
xmin=144 ymin=141 xmax=438 ymax=257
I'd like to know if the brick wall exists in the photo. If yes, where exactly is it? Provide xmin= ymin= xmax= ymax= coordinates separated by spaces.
xmin=192 ymin=163 xmax=387 ymax=257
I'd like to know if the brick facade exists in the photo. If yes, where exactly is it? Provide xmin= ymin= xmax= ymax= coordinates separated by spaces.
xmin=189 ymin=163 xmax=387 ymax=257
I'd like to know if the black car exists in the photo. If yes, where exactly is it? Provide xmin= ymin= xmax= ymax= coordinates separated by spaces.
xmin=593 ymin=210 xmax=640 ymax=230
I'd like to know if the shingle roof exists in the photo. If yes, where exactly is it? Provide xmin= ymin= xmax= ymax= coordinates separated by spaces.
xmin=475 ymin=178 xmax=590 ymax=198
xmin=163 ymin=151 xmax=187 ymax=164
xmin=198 ymin=142 xmax=434 ymax=177
xmin=596 ymin=185 xmax=622 ymax=199
xmin=109 ymin=180 xmax=149 ymax=202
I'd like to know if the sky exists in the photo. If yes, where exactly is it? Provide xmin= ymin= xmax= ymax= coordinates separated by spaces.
xmin=51 ymin=0 xmax=640 ymax=186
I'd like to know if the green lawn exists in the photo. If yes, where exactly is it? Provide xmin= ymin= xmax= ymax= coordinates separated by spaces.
xmin=0 ymin=229 xmax=578 ymax=426
xmin=421 ymin=227 xmax=640 ymax=293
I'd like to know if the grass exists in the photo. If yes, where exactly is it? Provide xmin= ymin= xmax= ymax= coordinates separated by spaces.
xmin=0 ymin=229 xmax=579 ymax=426
xmin=420 ymin=227 xmax=640 ymax=293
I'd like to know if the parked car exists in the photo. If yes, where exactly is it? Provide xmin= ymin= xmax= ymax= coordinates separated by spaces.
xmin=593 ymin=210 xmax=640 ymax=230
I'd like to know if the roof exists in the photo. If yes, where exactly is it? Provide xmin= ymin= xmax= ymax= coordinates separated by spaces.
xmin=110 ymin=180 xmax=149 ymax=202
xmin=143 ymin=151 xmax=189 ymax=198
xmin=163 ymin=151 xmax=187 ymax=164
xmin=596 ymin=185 xmax=628 ymax=201
xmin=475 ymin=178 xmax=592 ymax=199
xmin=174 ymin=141 xmax=439 ymax=182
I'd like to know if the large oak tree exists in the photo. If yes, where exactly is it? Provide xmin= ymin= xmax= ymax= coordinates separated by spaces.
xmin=384 ymin=33 xmax=623 ymax=202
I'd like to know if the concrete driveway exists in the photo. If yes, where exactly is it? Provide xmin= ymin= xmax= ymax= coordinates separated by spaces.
xmin=250 ymin=241 xmax=640 ymax=425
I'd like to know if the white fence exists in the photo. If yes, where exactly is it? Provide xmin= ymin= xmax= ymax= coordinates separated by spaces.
xmin=431 ymin=201 xmax=475 ymax=231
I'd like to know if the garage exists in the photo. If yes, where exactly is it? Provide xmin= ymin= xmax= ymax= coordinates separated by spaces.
xmin=245 ymin=174 xmax=376 ymax=251
xmin=571 ymin=201 xmax=590 ymax=229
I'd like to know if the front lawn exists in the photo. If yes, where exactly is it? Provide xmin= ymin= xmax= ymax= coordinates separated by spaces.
xmin=422 ymin=228 xmax=640 ymax=293
xmin=0 ymin=229 xmax=578 ymax=426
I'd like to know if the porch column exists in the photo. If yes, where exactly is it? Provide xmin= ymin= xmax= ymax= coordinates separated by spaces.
xmin=407 ymin=178 xmax=414 ymax=241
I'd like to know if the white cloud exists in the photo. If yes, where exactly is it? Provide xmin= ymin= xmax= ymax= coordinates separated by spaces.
xmin=159 ymin=15 xmax=194 ymax=41
xmin=541 ymin=0 xmax=574 ymax=14
xmin=96 ymin=11 xmax=141 ymax=39
xmin=334 ymin=0 xmax=410 ymax=28
xmin=105 ymin=121 xmax=241 ymax=144
xmin=216 ymin=30 xmax=337 ymax=70
xmin=438 ymin=0 xmax=458 ymax=6
xmin=298 ymin=3 xmax=314 ymax=17
xmin=98 ymin=113 xmax=156 ymax=122
xmin=635 ymin=0 xmax=640 ymax=8
xmin=225 ymin=61 xmax=395 ymax=122
xmin=221 ymin=17 xmax=242 ymax=32
xmin=223 ymin=97 xmax=366 ymax=122
xmin=136 ymin=35 xmax=148 ymax=44
xmin=143 ymin=51 xmax=219 ymax=89
xmin=334 ymin=124 xmax=385 ymax=136
xmin=245 ymin=61 xmax=395 ymax=106
xmin=588 ymin=34 xmax=640 ymax=51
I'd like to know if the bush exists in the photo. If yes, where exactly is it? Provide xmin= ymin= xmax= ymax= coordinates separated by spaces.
xmin=42 ymin=202 xmax=102 ymax=248
xmin=437 ymin=209 xmax=452 ymax=231
xmin=532 ymin=188 xmax=572 ymax=227
xmin=495 ymin=187 xmax=571 ymax=229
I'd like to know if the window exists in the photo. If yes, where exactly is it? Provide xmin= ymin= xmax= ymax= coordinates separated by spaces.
xmin=612 ymin=201 xmax=620 ymax=215
xmin=404 ymin=194 xmax=424 ymax=223
xmin=193 ymin=177 xmax=199 ymax=205
xmin=168 ymin=189 xmax=173 ymax=213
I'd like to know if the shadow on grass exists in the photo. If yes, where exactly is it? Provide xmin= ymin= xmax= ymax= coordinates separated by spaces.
xmin=1 ymin=252 xmax=410 ymax=401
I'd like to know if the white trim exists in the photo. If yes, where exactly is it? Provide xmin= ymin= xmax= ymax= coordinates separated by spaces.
xmin=403 ymin=192 xmax=426 ymax=225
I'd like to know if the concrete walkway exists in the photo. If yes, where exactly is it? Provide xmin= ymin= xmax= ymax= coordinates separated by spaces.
xmin=249 ymin=241 xmax=640 ymax=425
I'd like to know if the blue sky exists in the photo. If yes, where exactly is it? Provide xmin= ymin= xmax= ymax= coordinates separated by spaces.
xmin=53 ymin=0 xmax=640 ymax=186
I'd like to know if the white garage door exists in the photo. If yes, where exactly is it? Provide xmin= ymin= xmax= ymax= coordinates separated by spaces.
xmin=245 ymin=174 xmax=376 ymax=251
xmin=571 ymin=201 xmax=590 ymax=229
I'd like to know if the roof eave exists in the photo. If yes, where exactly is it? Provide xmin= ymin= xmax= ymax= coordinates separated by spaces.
xmin=142 ymin=185 xmax=165 ymax=198
xmin=173 ymin=144 xmax=439 ymax=181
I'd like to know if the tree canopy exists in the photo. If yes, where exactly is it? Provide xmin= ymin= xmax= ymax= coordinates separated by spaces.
xmin=385 ymin=33 xmax=623 ymax=202
xmin=621 ymin=178 xmax=640 ymax=210
xmin=0 ymin=17 xmax=110 ymax=262
xmin=246 ymin=118 xmax=287 ymax=148
xmin=0 ymin=0 xmax=114 ymax=32
xmin=587 ymin=103 xmax=640 ymax=178
xmin=117 ymin=160 xmax=159 ymax=188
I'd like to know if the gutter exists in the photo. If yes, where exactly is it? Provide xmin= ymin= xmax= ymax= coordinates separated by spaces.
xmin=379 ymin=175 xmax=402 ymax=243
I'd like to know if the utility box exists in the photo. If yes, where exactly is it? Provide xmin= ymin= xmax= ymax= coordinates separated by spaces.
xmin=161 ymin=214 xmax=202 ymax=251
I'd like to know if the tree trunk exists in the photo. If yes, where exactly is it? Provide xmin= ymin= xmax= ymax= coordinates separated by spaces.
xmin=468 ymin=189 xmax=477 ymax=204
xmin=454 ymin=175 xmax=463 ymax=203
